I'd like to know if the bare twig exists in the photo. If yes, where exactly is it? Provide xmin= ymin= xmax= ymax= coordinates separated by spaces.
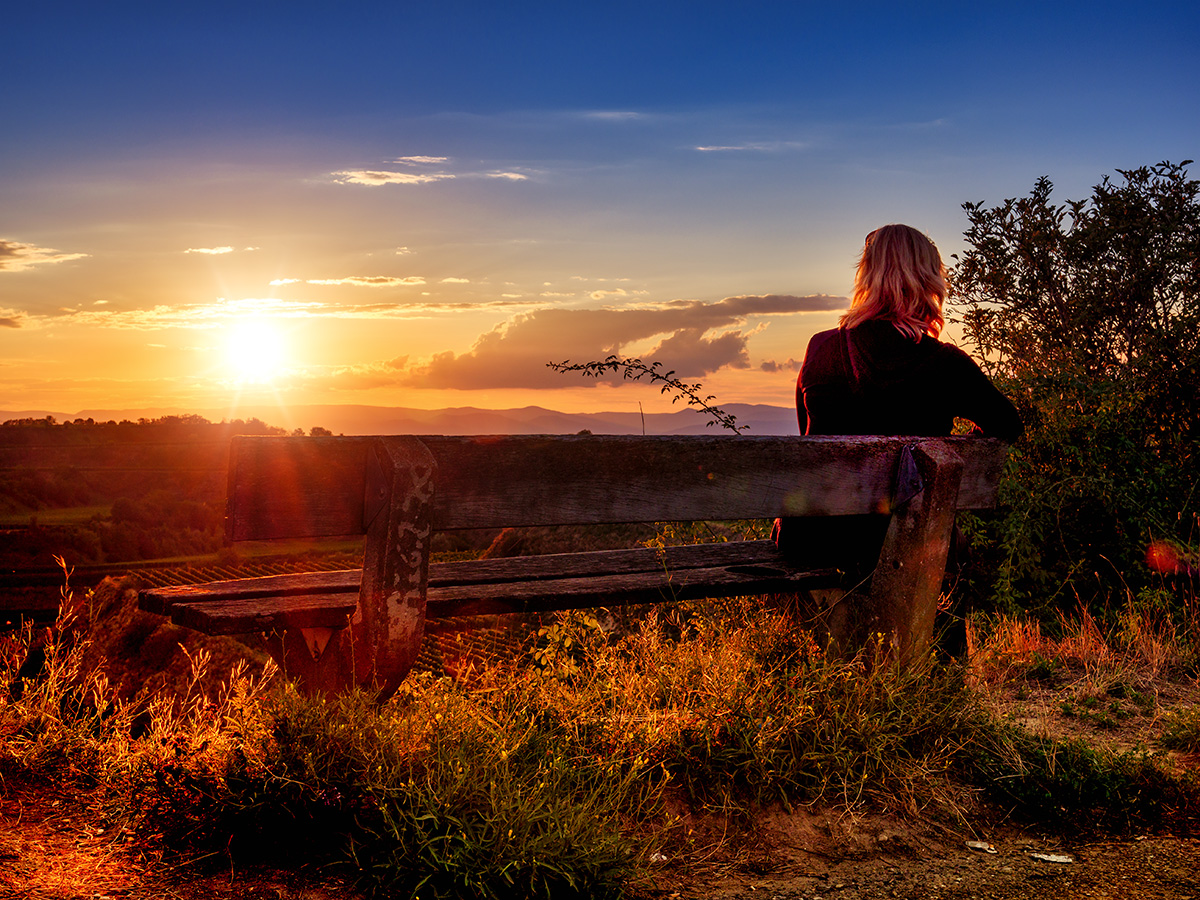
xmin=547 ymin=356 xmax=746 ymax=434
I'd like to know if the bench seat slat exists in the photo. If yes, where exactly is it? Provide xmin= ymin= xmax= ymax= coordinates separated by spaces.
xmin=431 ymin=539 xmax=795 ymax=584
xmin=140 ymin=538 xmax=798 ymax=613
xmin=426 ymin=561 xmax=837 ymax=618
xmin=170 ymin=593 xmax=358 ymax=635
xmin=139 ymin=569 xmax=360 ymax=613
xmin=142 ymin=539 xmax=838 ymax=633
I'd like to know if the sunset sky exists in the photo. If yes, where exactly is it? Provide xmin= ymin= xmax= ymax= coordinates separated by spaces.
xmin=4 ymin=1 xmax=1197 ymax=422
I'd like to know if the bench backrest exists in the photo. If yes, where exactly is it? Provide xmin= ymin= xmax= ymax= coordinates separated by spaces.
xmin=225 ymin=434 xmax=1010 ymax=543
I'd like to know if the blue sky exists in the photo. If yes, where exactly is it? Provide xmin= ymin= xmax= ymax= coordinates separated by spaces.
xmin=2 ymin=1 xmax=1196 ymax=417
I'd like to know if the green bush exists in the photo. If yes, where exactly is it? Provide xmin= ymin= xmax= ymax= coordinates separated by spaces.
xmin=951 ymin=161 xmax=1200 ymax=624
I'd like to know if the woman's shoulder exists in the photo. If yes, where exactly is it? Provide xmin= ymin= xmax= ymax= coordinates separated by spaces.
xmin=800 ymin=328 xmax=846 ymax=386
xmin=807 ymin=326 xmax=841 ymax=347
xmin=923 ymin=335 xmax=981 ymax=369
xmin=804 ymin=327 xmax=844 ymax=360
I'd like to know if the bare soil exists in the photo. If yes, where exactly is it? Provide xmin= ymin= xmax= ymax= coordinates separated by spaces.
xmin=3 ymin=768 xmax=1198 ymax=900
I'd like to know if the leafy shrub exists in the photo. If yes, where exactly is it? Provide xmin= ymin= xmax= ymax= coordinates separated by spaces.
xmin=951 ymin=161 xmax=1200 ymax=624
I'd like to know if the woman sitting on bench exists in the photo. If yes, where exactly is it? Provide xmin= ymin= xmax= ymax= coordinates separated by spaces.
xmin=774 ymin=223 xmax=1022 ymax=581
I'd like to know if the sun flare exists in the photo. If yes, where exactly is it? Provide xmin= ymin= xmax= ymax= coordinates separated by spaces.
xmin=224 ymin=320 xmax=287 ymax=383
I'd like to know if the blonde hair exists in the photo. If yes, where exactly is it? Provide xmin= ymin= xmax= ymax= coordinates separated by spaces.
xmin=840 ymin=224 xmax=946 ymax=340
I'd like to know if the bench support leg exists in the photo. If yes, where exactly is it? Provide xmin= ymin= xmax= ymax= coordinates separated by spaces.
xmin=832 ymin=442 xmax=963 ymax=666
xmin=277 ymin=437 xmax=436 ymax=698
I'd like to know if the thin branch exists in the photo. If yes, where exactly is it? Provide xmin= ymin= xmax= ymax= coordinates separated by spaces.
xmin=547 ymin=356 xmax=746 ymax=433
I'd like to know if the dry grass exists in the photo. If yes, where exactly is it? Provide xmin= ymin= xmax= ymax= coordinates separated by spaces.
xmin=964 ymin=600 xmax=1200 ymax=762
xmin=4 ymin=559 xmax=1200 ymax=898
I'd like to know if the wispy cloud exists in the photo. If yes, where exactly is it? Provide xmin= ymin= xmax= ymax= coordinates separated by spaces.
xmin=695 ymin=141 xmax=810 ymax=152
xmin=270 ymin=276 xmax=426 ymax=287
xmin=333 ymin=157 xmax=530 ymax=186
xmin=760 ymin=357 xmax=802 ymax=373
xmin=334 ymin=170 xmax=456 ymax=186
xmin=304 ymin=276 xmax=426 ymax=287
xmin=440 ymin=277 xmax=470 ymax=284
xmin=184 ymin=246 xmax=233 ymax=255
xmin=581 ymin=111 xmax=647 ymax=121
xmin=0 ymin=239 xmax=89 ymax=272
xmin=43 ymin=295 xmax=536 ymax=331
xmin=590 ymin=288 xmax=629 ymax=300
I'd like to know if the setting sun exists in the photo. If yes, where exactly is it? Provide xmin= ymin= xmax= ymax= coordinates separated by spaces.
xmin=224 ymin=320 xmax=287 ymax=384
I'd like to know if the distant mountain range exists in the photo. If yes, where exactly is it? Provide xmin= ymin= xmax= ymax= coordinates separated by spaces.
xmin=2 ymin=403 xmax=800 ymax=436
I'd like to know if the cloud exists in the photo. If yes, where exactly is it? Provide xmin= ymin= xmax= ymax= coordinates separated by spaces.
xmin=184 ymin=246 xmax=234 ymax=255
xmin=661 ymin=294 xmax=845 ymax=318
xmin=334 ymin=170 xmax=456 ymax=186
xmin=44 ymin=295 xmax=535 ymax=331
xmin=761 ymin=358 xmax=802 ymax=373
xmin=0 ymin=239 xmax=89 ymax=272
xmin=695 ymin=141 xmax=810 ymax=152
xmin=0 ymin=311 xmax=23 ymax=328
xmin=440 ymin=277 xmax=470 ymax=284
xmin=333 ymin=159 xmax=529 ymax=187
xmin=641 ymin=327 xmax=750 ymax=374
xmin=305 ymin=276 xmax=426 ymax=287
xmin=581 ymin=111 xmax=647 ymax=121
xmin=389 ymin=294 xmax=843 ymax=390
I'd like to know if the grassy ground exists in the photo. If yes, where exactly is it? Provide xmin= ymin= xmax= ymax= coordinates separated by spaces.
xmin=2 ymin=578 xmax=1198 ymax=899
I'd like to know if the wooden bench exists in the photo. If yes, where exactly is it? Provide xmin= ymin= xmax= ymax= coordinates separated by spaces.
xmin=139 ymin=434 xmax=1010 ymax=696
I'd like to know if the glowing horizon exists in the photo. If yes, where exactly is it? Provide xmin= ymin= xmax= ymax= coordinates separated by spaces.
xmin=4 ymin=2 xmax=1195 ymax=419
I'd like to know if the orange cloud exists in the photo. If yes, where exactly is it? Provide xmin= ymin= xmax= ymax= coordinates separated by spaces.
xmin=390 ymin=294 xmax=842 ymax=390
xmin=304 ymin=276 xmax=426 ymax=287
xmin=0 ymin=239 xmax=89 ymax=272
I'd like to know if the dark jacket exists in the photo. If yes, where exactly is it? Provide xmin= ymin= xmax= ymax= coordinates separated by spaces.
xmin=798 ymin=321 xmax=1023 ymax=440
xmin=774 ymin=321 xmax=1022 ymax=569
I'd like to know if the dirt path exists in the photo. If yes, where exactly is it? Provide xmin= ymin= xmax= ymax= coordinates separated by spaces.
xmin=3 ymin=775 xmax=1197 ymax=900
xmin=648 ymin=833 xmax=1200 ymax=899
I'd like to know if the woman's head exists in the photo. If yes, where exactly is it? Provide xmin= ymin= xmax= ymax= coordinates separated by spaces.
xmin=841 ymin=224 xmax=946 ymax=339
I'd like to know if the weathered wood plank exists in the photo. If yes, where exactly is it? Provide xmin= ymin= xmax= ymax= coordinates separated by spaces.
xmin=425 ymin=563 xmax=838 ymax=619
xmin=170 ymin=593 xmax=357 ymax=634
xmin=225 ymin=435 xmax=1009 ymax=540
xmin=141 ymin=539 xmax=808 ymax=613
xmin=226 ymin=438 xmax=373 ymax=541
xmin=866 ymin=441 xmax=964 ymax=664
xmin=162 ymin=563 xmax=836 ymax=633
xmin=419 ymin=435 xmax=1009 ymax=526
xmin=139 ymin=569 xmax=360 ymax=613
xmin=430 ymin=539 xmax=793 ymax=585
xmin=141 ymin=539 xmax=839 ymax=632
